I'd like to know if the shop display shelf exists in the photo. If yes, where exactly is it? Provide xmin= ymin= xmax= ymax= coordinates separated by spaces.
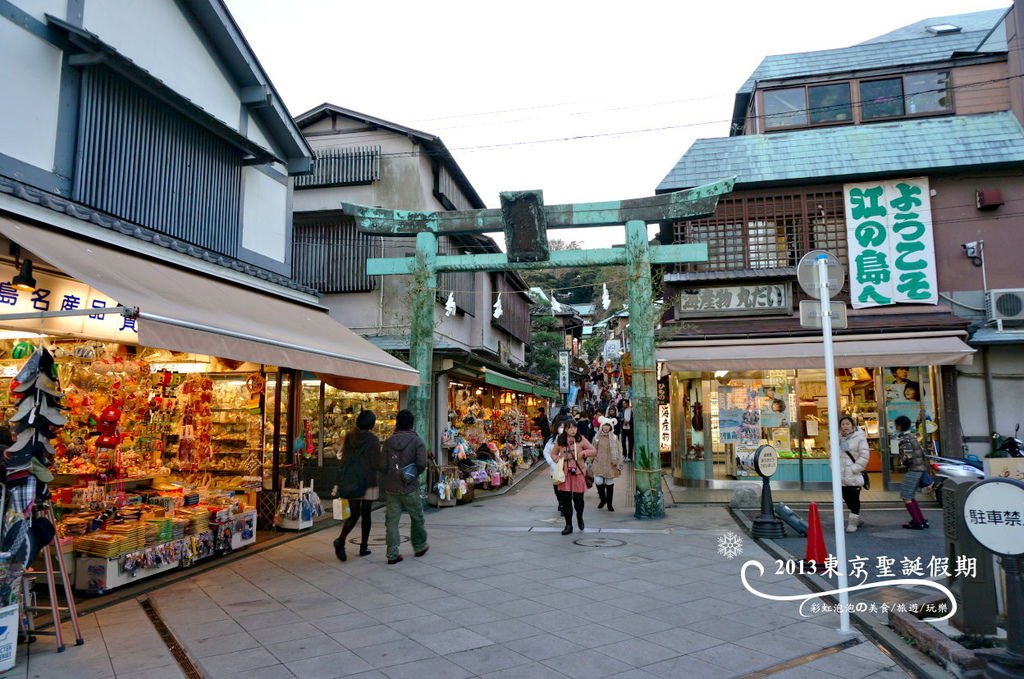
xmin=75 ymin=550 xmax=181 ymax=593
xmin=53 ymin=473 xmax=165 ymax=486
xmin=230 ymin=509 xmax=257 ymax=549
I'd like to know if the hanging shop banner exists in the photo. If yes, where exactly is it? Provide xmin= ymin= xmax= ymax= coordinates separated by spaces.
xmin=659 ymin=404 xmax=672 ymax=452
xmin=557 ymin=350 xmax=570 ymax=393
xmin=0 ymin=264 xmax=138 ymax=342
xmin=844 ymin=177 xmax=938 ymax=309
xmin=656 ymin=376 xmax=670 ymax=406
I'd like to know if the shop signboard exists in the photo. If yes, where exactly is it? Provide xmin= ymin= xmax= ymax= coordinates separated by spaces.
xmin=0 ymin=264 xmax=136 ymax=342
xmin=844 ymin=177 xmax=938 ymax=309
xmin=659 ymin=404 xmax=671 ymax=452
xmin=676 ymin=283 xmax=790 ymax=318
xmin=656 ymin=376 xmax=670 ymax=406
xmin=557 ymin=350 xmax=570 ymax=393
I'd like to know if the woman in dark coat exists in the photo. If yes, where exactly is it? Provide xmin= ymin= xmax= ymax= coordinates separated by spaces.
xmin=334 ymin=410 xmax=381 ymax=561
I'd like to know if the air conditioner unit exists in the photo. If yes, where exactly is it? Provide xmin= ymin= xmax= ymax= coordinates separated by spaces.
xmin=985 ymin=288 xmax=1024 ymax=322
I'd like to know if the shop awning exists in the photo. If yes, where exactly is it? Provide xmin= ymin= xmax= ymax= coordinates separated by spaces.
xmin=969 ymin=327 xmax=1024 ymax=345
xmin=657 ymin=331 xmax=975 ymax=371
xmin=0 ymin=221 xmax=420 ymax=391
xmin=482 ymin=369 xmax=559 ymax=400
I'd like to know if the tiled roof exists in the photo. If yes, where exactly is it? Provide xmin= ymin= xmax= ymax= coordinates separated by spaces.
xmin=738 ymin=8 xmax=1007 ymax=94
xmin=657 ymin=111 xmax=1024 ymax=192
xmin=0 ymin=176 xmax=318 ymax=295
xmin=664 ymin=268 xmax=796 ymax=283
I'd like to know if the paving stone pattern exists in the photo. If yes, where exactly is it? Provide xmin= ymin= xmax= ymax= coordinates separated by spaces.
xmin=6 ymin=467 xmax=916 ymax=678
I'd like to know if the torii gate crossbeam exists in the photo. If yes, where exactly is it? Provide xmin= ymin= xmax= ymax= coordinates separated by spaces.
xmin=344 ymin=177 xmax=734 ymax=519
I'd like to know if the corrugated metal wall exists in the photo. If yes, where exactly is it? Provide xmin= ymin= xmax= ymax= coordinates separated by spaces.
xmin=294 ymin=145 xmax=380 ymax=189
xmin=492 ymin=274 xmax=530 ymax=343
xmin=292 ymin=217 xmax=379 ymax=293
xmin=437 ymin=236 xmax=474 ymax=314
xmin=73 ymin=67 xmax=242 ymax=255
xmin=437 ymin=165 xmax=474 ymax=210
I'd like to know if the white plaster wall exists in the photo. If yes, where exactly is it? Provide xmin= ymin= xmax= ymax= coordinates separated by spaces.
xmin=0 ymin=20 xmax=62 ymax=170
xmin=957 ymin=345 xmax=1024 ymax=458
xmin=241 ymin=168 xmax=287 ymax=262
xmin=321 ymin=291 xmax=382 ymax=332
xmin=293 ymin=185 xmax=379 ymax=212
xmin=13 ymin=0 xmax=66 ymax=22
xmin=82 ymin=0 xmax=241 ymax=129
xmin=247 ymin=117 xmax=274 ymax=153
xmin=304 ymin=127 xmax=435 ymax=209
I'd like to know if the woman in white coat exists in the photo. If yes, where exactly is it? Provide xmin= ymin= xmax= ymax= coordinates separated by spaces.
xmin=839 ymin=415 xmax=870 ymax=533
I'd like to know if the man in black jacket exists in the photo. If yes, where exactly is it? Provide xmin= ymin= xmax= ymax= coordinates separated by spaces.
xmin=379 ymin=409 xmax=428 ymax=564
xmin=532 ymin=408 xmax=551 ymax=442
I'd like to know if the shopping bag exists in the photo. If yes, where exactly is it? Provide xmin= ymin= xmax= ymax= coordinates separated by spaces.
xmin=332 ymin=498 xmax=350 ymax=520
xmin=550 ymin=459 xmax=566 ymax=485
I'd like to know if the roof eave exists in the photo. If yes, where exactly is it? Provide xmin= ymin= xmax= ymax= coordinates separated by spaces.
xmin=295 ymin=103 xmax=487 ymax=209
xmin=187 ymin=0 xmax=314 ymax=169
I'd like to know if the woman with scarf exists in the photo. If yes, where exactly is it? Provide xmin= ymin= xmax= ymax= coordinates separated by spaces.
xmin=551 ymin=420 xmax=596 ymax=535
xmin=591 ymin=416 xmax=623 ymax=511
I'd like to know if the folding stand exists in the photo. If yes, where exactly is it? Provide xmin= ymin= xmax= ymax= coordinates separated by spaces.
xmin=24 ymin=503 xmax=83 ymax=652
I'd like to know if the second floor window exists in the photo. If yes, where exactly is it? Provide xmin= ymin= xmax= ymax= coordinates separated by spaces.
xmin=861 ymin=72 xmax=951 ymax=120
xmin=764 ymin=83 xmax=852 ymax=130
xmin=764 ymin=70 xmax=951 ymax=130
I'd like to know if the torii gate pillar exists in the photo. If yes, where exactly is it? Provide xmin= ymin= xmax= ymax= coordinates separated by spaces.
xmin=345 ymin=177 xmax=734 ymax=518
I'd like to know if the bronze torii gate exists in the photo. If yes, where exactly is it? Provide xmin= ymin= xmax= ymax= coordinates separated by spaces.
xmin=342 ymin=177 xmax=733 ymax=518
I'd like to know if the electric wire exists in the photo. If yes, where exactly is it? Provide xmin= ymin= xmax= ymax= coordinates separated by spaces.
xmin=319 ymin=69 xmax=1024 ymax=159
xmin=406 ymin=36 xmax=1016 ymax=132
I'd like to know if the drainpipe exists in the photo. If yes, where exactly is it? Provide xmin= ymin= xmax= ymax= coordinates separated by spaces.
xmin=982 ymin=345 xmax=997 ymax=440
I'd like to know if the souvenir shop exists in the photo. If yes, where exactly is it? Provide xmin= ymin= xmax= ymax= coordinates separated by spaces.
xmin=657 ymin=333 xmax=974 ymax=490
xmin=431 ymin=371 xmax=554 ymax=506
xmin=0 ymin=224 xmax=417 ymax=597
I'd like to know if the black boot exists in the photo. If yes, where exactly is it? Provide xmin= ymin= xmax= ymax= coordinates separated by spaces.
xmin=562 ymin=502 xmax=574 ymax=535
xmin=333 ymin=537 xmax=347 ymax=562
xmin=577 ymin=510 xmax=585 ymax=531
xmin=606 ymin=485 xmax=615 ymax=512
xmin=597 ymin=484 xmax=607 ymax=509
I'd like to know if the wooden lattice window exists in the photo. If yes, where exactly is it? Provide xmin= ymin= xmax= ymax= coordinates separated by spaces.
xmin=672 ymin=190 xmax=848 ymax=272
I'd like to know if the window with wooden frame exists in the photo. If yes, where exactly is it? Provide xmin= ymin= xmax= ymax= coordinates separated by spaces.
xmin=763 ymin=70 xmax=951 ymax=130
xmin=764 ymin=83 xmax=852 ymax=130
xmin=861 ymin=71 xmax=951 ymax=120
xmin=672 ymin=190 xmax=848 ymax=273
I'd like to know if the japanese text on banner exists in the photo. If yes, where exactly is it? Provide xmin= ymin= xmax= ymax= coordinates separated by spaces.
xmin=844 ymin=177 xmax=938 ymax=309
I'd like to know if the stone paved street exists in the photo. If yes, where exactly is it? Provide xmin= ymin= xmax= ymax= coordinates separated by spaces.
xmin=4 ymin=467 xmax=937 ymax=678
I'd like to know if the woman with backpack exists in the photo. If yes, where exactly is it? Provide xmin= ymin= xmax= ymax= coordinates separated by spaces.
xmin=333 ymin=410 xmax=380 ymax=561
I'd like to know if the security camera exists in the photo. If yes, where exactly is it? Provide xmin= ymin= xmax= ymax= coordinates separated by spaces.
xmin=961 ymin=241 xmax=983 ymax=267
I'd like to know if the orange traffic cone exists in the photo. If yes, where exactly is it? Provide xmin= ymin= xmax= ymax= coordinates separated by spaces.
xmin=804 ymin=502 xmax=828 ymax=570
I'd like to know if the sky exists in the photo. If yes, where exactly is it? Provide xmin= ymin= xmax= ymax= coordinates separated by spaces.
xmin=226 ymin=0 xmax=1009 ymax=248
